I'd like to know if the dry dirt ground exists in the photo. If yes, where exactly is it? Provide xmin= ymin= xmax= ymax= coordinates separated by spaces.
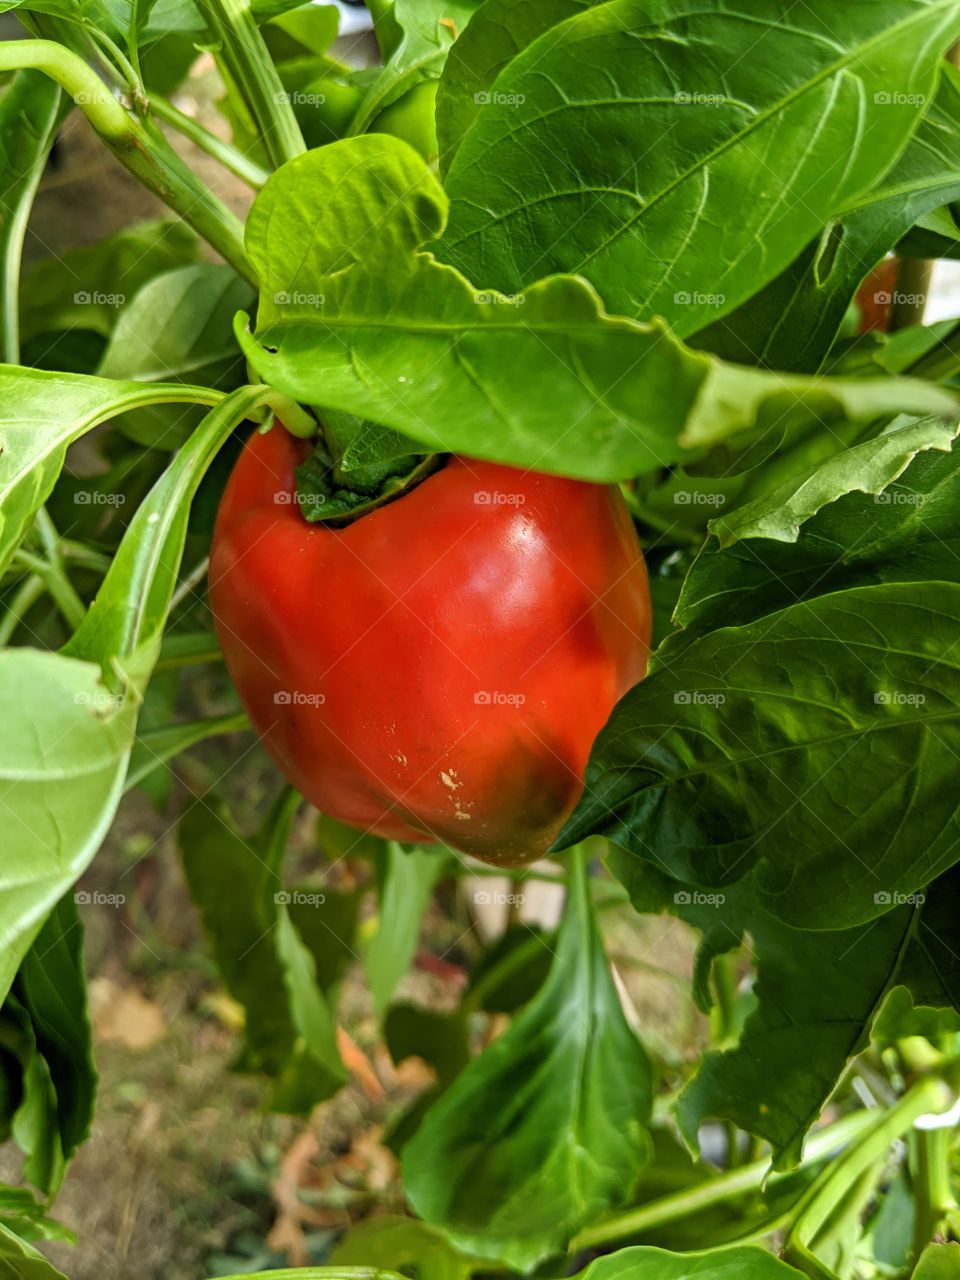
xmin=2 ymin=46 xmax=706 ymax=1279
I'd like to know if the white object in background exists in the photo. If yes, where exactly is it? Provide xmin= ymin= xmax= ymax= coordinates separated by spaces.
xmin=915 ymin=1094 xmax=960 ymax=1131
xmin=322 ymin=0 xmax=373 ymax=34
xmin=925 ymin=260 xmax=960 ymax=323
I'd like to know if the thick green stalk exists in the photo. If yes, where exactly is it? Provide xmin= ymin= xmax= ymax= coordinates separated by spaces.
xmin=0 ymin=40 xmax=253 ymax=282
xmin=199 ymin=0 xmax=305 ymax=169
xmin=912 ymin=1125 xmax=958 ymax=1261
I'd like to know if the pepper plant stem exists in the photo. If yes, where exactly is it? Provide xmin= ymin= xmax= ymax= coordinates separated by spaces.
xmin=0 ymin=40 xmax=254 ymax=283
xmin=13 ymin=548 xmax=86 ymax=631
xmin=149 ymin=93 xmax=270 ymax=188
xmin=0 ymin=575 xmax=45 ymax=646
xmin=783 ymin=1074 xmax=954 ymax=1276
xmin=570 ymin=1109 xmax=877 ymax=1250
xmin=198 ymin=0 xmax=305 ymax=169
xmin=911 ymin=1125 xmax=957 ymax=1261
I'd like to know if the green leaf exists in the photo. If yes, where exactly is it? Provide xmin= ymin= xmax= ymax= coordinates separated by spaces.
xmin=20 ymin=220 xmax=199 ymax=358
xmin=97 ymin=263 xmax=255 ymax=449
xmin=179 ymin=795 xmax=346 ymax=1111
xmin=0 ymin=71 xmax=64 ymax=364
xmin=0 ymin=647 xmax=146 ymax=1004
xmin=628 ymin=864 xmax=915 ymax=1168
xmin=709 ymin=417 xmax=960 ymax=548
xmin=674 ymin=438 xmax=960 ymax=638
xmin=386 ymin=1003 xmax=470 ymax=1084
xmin=0 ymin=365 xmax=221 ymax=575
xmin=125 ymin=711 xmax=249 ymax=792
xmin=557 ymin=583 xmax=960 ymax=931
xmin=365 ymin=842 xmax=448 ymax=1013
xmin=698 ymin=64 xmax=960 ymax=372
xmin=329 ymin=1215 xmax=480 ymax=1280
xmin=611 ymin=860 xmax=956 ymax=1169
xmin=438 ymin=0 xmax=960 ymax=336
xmin=574 ymin=1244 xmax=806 ymax=1280
xmin=351 ymin=0 xmax=481 ymax=134
xmin=403 ymin=850 xmax=652 ymax=1268
xmin=436 ymin=0 xmax=593 ymax=176
xmin=238 ymin=136 xmax=954 ymax=483
xmin=13 ymin=895 xmax=96 ymax=1182
xmin=872 ymin=985 xmax=960 ymax=1046
xmin=0 ymin=1223 xmax=68 ymax=1279
xmin=913 ymin=1243 xmax=960 ymax=1277
xmin=0 ymin=385 xmax=266 ymax=1002
xmin=466 ymin=924 xmax=554 ymax=1013
xmin=0 ymin=1185 xmax=71 ymax=1243
xmin=273 ymin=907 xmax=345 ymax=1108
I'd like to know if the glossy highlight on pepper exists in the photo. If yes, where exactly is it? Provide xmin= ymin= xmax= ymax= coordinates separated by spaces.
xmin=209 ymin=423 xmax=652 ymax=864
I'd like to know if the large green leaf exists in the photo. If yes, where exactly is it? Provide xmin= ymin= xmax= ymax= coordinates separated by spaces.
xmin=435 ymin=0 xmax=593 ymax=174
xmin=0 ymin=366 xmax=221 ymax=574
xmin=403 ymin=850 xmax=652 ymax=1268
xmin=674 ymin=437 xmax=960 ymax=638
xmin=438 ymin=0 xmax=960 ymax=336
xmin=0 ymin=385 xmax=269 ymax=1002
xmin=238 ymin=136 xmax=953 ymax=483
xmin=557 ymin=582 xmax=960 ymax=931
xmin=700 ymin=64 xmax=960 ymax=372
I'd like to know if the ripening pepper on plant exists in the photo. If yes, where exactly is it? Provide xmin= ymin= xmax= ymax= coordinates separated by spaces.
xmin=209 ymin=422 xmax=652 ymax=864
